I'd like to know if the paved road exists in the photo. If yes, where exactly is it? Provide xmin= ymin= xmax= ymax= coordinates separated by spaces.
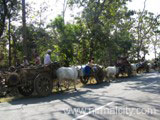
xmin=0 ymin=72 xmax=160 ymax=120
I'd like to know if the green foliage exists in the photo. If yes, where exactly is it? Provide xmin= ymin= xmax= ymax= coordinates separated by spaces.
xmin=0 ymin=0 xmax=21 ymax=37
xmin=0 ymin=0 xmax=160 ymax=67
xmin=48 ymin=16 xmax=85 ymax=66
xmin=68 ymin=0 xmax=134 ymax=65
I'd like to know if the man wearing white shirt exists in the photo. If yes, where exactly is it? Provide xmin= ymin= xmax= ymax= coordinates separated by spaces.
xmin=44 ymin=49 xmax=52 ymax=65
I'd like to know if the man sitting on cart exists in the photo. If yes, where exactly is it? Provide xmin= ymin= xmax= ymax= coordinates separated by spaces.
xmin=83 ymin=58 xmax=97 ymax=77
xmin=44 ymin=49 xmax=52 ymax=65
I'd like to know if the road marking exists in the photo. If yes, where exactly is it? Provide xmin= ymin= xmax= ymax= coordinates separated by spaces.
xmin=73 ymin=102 xmax=114 ymax=120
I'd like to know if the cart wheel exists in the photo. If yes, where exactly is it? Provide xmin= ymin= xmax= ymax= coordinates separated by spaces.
xmin=34 ymin=73 xmax=53 ymax=97
xmin=80 ymin=76 xmax=89 ymax=85
xmin=18 ymin=84 xmax=34 ymax=96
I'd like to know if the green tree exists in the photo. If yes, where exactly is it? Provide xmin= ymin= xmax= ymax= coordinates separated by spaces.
xmin=68 ymin=0 xmax=134 ymax=65
xmin=48 ymin=16 xmax=83 ymax=66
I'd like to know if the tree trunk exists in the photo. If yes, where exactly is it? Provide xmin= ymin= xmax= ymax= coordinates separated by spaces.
xmin=154 ymin=34 xmax=158 ymax=59
xmin=154 ymin=44 xmax=157 ymax=59
xmin=22 ymin=0 xmax=27 ymax=58
xmin=136 ymin=0 xmax=148 ymax=61
xmin=8 ymin=15 xmax=11 ymax=66
xmin=12 ymin=34 xmax=17 ymax=65
xmin=62 ymin=0 xmax=67 ymax=24
xmin=0 ymin=0 xmax=7 ymax=38
xmin=137 ymin=48 xmax=141 ymax=61
xmin=89 ymin=38 xmax=94 ymax=59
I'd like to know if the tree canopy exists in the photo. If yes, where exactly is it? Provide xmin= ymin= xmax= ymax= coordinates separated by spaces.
xmin=0 ymin=0 xmax=160 ymax=67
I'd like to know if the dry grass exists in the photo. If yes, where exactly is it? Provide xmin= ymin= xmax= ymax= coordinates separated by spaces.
xmin=0 ymin=96 xmax=17 ymax=103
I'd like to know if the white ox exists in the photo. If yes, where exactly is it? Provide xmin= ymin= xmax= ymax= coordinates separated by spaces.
xmin=56 ymin=66 xmax=79 ymax=91
xmin=105 ymin=66 xmax=118 ymax=80
xmin=131 ymin=63 xmax=138 ymax=75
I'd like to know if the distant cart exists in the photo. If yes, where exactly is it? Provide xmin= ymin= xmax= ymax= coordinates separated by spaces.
xmin=137 ymin=61 xmax=150 ymax=73
xmin=0 ymin=62 xmax=60 ymax=97
xmin=115 ymin=57 xmax=132 ymax=77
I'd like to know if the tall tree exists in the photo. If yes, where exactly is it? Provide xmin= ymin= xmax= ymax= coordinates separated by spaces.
xmin=133 ymin=11 xmax=160 ymax=60
xmin=68 ymin=0 xmax=133 ymax=65
xmin=22 ymin=0 xmax=27 ymax=57
xmin=0 ymin=0 xmax=7 ymax=38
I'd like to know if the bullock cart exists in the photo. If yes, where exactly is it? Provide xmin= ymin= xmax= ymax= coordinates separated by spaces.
xmin=80 ymin=65 xmax=104 ymax=85
xmin=0 ymin=62 xmax=60 ymax=97
xmin=115 ymin=57 xmax=132 ymax=77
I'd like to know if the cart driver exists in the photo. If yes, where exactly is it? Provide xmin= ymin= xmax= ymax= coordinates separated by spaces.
xmin=87 ymin=58 xmax=97 ymax=72
xmin=87 ymin=58 xmax=94 ymax=68
xmin=44 ymin=49 xmax=52 ymax=65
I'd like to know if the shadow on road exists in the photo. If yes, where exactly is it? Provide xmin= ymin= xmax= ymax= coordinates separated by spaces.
xmin=8 ymin=80 xmax=111 ymax=105
xmin=8 ymin=72 xmax=160 ymax=106
xmin=83 ymin=81 xmax=110 ymax=89
xmin=9 ymin=89 xmax=92 ymax=106
xmin=125 ymin=73 xmax=160 ymax=95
